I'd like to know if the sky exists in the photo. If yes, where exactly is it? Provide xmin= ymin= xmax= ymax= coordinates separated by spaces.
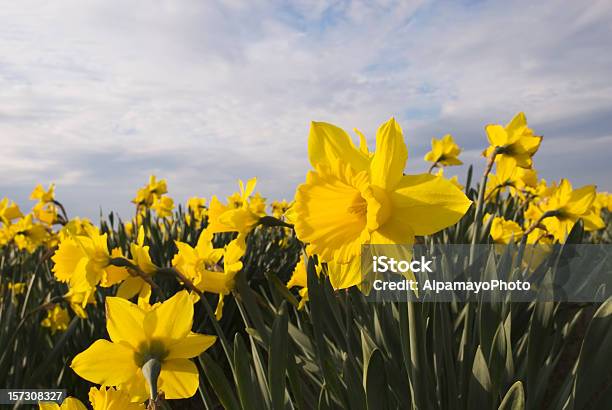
xmin=1 ymin=0 xmax=611 ymax=220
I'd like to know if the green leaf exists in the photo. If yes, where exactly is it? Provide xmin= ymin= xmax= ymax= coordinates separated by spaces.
xmin=573 ymin=300 xmax=612 ymax=409
xmin=199 ymin=353 xmax=241 ymax=410
xmin=488 ymin=317 xmax=514 ymax=395
xmin=268 ymin=301 xmax=289 ymax=410
xmin=343 ymin=355 xmax=367 ymax=410
xmin=233 ymin=334 xmax=260 ymax=410
xmin=468 ymin=345 xmax=492 ymax=410
xmin=498 ymin=381 xmax=525 ymax=410
xmin=364 ymin=349 xmax=389 ymax=410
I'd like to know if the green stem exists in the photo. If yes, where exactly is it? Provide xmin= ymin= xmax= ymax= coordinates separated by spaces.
xmin=470 ymin=149 xmax=499 ymax=263
xmin=427 ymin=161 xmax=439 ymax=174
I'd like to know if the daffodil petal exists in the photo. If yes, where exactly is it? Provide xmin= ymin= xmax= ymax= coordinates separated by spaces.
xmin=308 ymin=121 xmax=369 ymax=171
xmin=327 ymin=258 xmax=362 ymax=290
xmin=105 ymin=297 xmax=145 ymax=347
xmin=391 ymin=174 xmax=472 ymax=236
xmin=565 ymin=185 xmax=596 ymax=216
xmin=370 ymin=118 xmax=407 ymax=190
xmin=71 ymin=340 xmax=137 ymax=386
xmin=117 ymin=276 xmax=144 ymax=300
xmin=158 ymin=359 xmax=199 ymax=399
xmin=167 ymin=332 xmax=217 ymax=360
xmin=144 ymin=290 xmax=192 ymax=340
xmin=485 ymin=124 xmax=508 ymax=147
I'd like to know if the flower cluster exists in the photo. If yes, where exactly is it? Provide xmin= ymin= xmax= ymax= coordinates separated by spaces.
xmin=0 ymin=113 xmax=609 ymax=408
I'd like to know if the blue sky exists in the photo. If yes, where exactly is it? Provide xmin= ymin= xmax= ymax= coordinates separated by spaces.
xmin=1 ymin=0 xmax=611 ymax=220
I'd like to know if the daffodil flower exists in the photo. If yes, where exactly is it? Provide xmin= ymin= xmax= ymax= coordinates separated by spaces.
xmin=271 ymin=200 xmax=291 ymax=219
xmin=0 ymin=197 xmax=23 ymax=225
xmin=484 ymin=214 xmax=523 ymax=244
xmin=424 ymin=134 xmax=463 ymax=169
xmin=41 ymin=304 xmax=70 ymax=334
xmin=293 ymin=118 xmax=472 ymax=289
xmin=52 ymin=228 xmax=112 ymax=300
xmin=102 ymin=227 xmax=157 ymax=305
xmin=186 ymin=197 xmax=207 ymax=224
xmin=64 ymin=288 xmax=96 ymax=319
xmin=483 ymin=112 xmax=542 ymax=169
xmin=172 ymin=228 xmax=224 ymax=289
xmin=533 ymin=179 xmax=605 ymax=241
xmin=485 ymin=160 xmax=538 ymax=200
xmin=71 ymin=291 xmax=217 ymax=401
xmin=30 ymin=183 xmax=56 ymax=203
xmin=151 ymin=195 xmax=174 ymax=218
xmin=9 ymin=214 xmax=49 ymax=252
xmin=132 ymin=175 xmax=168 ymax=207
xmin=208 ymin=178 xmax=263 ymax=234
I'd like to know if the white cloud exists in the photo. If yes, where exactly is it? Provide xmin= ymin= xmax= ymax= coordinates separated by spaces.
xmin=0 ymin=0 xmax=611 ymax=218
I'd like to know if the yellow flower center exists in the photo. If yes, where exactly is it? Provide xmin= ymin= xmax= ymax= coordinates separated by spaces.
xmin=91 ymin=249 xmax=109 ymax=267
xmin=364 ymin=185 xmax=392 ymax=232
xmin=347 ymin=191 xmax=367 ymax=217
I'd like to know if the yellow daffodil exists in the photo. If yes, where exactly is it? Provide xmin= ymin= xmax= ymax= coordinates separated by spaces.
xmin=483 ymin=112 xmax=542 ymax=169
xmin=206 ymin=235 xmax=247 ymax=319
xmin=485 ymin=160 xmax=537 ymax=200
xmin=485 ymin=214 xmax=523 ymax=244
xmin=293 ymin=118 xmax=471 ymax=289
xmin=30 ymin=183 xmax=56 ymax=203
xmin=535 ymin=179 xmax=605 ymax=241
xmin=8 ymin=281 xmax=26 ymax=295
xmin=186 ymin=197 xmax=207 ymax=224
xmin=71 ymin=291 xmax=217 ymax=401
xmin=130 ymin=227 xmax=158 ymax=275
xmin=172 ymin=229 xmax=224 ymax=288
xmin=88 ymin=386 xmax=145 ymax=409
xmin=0 ymin=226 xmax=8 ymax=247
xmin=271 ymin=200 xmax=291 ymax=219
xmin=64 ymin=288 xmax=97 ymax=319
xmin=59 ymin=218 xmax=96 ymax=241
xmin=208 ymin=179 xmax=263 ymax=234
xmin=424 ymin=134 xmax=462 ymax=168
xmin=0 ymin=197 xmax=23 ymax=225
xmin=151 ymin=196 xmax=174 ymax=218
xmin=33 ymin=201 xmax=58 ymax=225
xmin=100 ymin=248 xmax=130 ymax=287
xmin=41 ymin=304 xmax=70 ymax=334
xmin=39 ymin=397 xmax=86 ymax=410
xmin=52 ymin=229 xmax=112 ymax=298
xmin=101 ymin=228 xmax=156 ymax=304
xmin=10 ymin=215 xmax=48 ymax=252
xmin=124 ymin=221 xmax=134 ymax=237
xmin=249 ymin=192 xmax=267 ymax=216
xmin=132 ymin=176 xmax=168 ymax=207
xmin=227 ymin=192 xmax=243 ymax=209
xmin=173 ymin=232 xmax=246 ymax=319
xmin=287 ymin=255 xmax=309 ymax=309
